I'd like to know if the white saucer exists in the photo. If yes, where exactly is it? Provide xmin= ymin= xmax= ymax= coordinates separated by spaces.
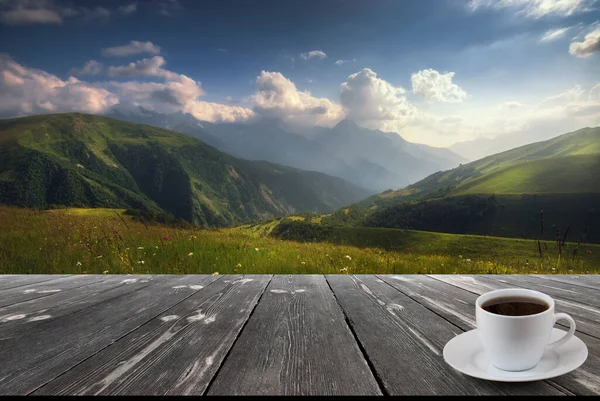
xmin=443 ymin=328 xmax=588 ymax=382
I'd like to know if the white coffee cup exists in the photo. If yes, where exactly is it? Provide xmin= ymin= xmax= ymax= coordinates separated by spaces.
xmin=475 ymin=288 xmax=576 ymax=371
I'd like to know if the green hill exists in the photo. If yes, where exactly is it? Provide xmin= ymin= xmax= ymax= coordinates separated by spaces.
xmin=322 ymin=126 xmax=600 ymax=243
xmin=0 ymin=113 xmax=369 ymax=226
xmin=453 ymin=154 xmax=600 ymax=195
xmin=368 ymin=126 xmax=600 ymax=203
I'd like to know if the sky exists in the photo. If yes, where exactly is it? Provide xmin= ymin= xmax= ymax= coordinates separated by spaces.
xmin=0 ymin=0 xmax=599 ymax=148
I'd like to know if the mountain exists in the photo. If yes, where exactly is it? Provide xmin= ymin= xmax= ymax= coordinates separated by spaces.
xmin=323 ymin=126 xmax=600 ymax=243
xmin=380 ymin=126 xmax=600 ymax=201
xmin=105 ymin=108 xmax=466 ymax=192
xmin=0 ymin=113 xmax=369 ymax=226
xmin=105 ymin=107 xmax=229 ymax=152
xmin=313 ymin=119 xmax=467 ymax=189
xmin=448 ymin=120 xmax=589 ymax=162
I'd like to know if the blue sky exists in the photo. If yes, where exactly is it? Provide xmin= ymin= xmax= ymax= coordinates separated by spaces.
xmin=0 ymin=0 xmax=599 ymax=146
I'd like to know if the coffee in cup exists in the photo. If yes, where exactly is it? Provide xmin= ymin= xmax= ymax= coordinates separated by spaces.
xmin=475 ymin=288 xmax=576 ymax=371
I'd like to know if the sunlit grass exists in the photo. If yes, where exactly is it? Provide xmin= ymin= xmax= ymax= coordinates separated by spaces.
xmin=0 ymin=206 xmax=598 ymax=275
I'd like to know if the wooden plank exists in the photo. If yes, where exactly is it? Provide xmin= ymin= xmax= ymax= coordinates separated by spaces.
xmin=0 ymin=275 xmax=159 ymax=338
xmin=425 ymin=275 xmax=600 ymax=395
xmin=431 ymin=274 xmax=600 ymax=339
xmin=532 ymin=275 xmax=600 ymax=292
xmin=377 ymin=275 xmax=479 ymax=329
xmin=0 ymin=275 xmax=110 ymax=308
xmin=326 ymin=275 xmax=563 ymax=395
xmin=207 ymin=275 xmax=382 ymax=396
xmin=34 ymin=275 xmax=271 ymax=396
xmin=0 ymin=275 xmax=221 ymax=395
xmin=491 ymin=274 xmax=600 ymax=309
xmin=0 ymin=275 xmax=69 ymax=291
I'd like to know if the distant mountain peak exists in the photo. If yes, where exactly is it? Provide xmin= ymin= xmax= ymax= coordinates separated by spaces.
xmin=333 ymin=119 xmax=360 ymax=130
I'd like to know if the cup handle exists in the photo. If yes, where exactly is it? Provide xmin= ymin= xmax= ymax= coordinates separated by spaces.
xmin=546 ymin=313 xmax=576 ymax=350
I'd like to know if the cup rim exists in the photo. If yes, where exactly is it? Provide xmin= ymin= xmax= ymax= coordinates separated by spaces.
xmin=476 ymin=288 xmax=554 ymax=319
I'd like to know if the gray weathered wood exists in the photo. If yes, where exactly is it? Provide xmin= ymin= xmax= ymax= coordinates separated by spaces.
xmin=0 ymin=275 xmax=159 ymax=338
xmin=2 ymin=274 xmax=599 ymax=395
xmin=430 ymin=274 xmax=600 ymax=339
xmin=207 ymin=275 xmax=382 ymax=396
xmin=33 ymin=275 xmax=271 ymax=395
xmin=532 ymin=274 xmax=600 ymax=292
xmin=326 ymin=275 xmax=563 ymax=395
xmin=0 ymin=275 xmax=69 ymax=291
xmin=426 ymin=274 xmax=600 ymax=395
xmin=491 ymin=274 xmax=600 ymax=309
xmin=0 ymin=275 xmax=220 ymax=395
xmin=0 ymin=275 xmax=110 ymax=308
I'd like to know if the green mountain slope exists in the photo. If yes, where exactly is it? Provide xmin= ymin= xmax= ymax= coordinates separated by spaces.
xmin=0 ymin=113 xmax=369 ymax=226
xmin=374 ymin=126 xmax=600 ymax=203
xmin=322 ymin=126 xmax=600 ymax=243
xmin=453 ymin=154 xmax=600 ymax=195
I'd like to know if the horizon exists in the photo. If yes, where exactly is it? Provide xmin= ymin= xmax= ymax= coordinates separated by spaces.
xmin=0 ymin=0 xmax=599 ymax=154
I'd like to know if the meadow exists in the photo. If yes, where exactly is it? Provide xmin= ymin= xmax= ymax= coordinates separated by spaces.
xmin=1 ymin=206 xmax=598 ymax=275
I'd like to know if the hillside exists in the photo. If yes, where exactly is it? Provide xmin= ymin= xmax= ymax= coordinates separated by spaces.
xmin=322 ymin=126 xmax=600 ymax=243
xmin=0 ymin=113 xmax=369 ymax=226
xmin=359 ymin=126 xmax=600 ymax=206
xmin=106 ymin=108 xmax=466 ymax=192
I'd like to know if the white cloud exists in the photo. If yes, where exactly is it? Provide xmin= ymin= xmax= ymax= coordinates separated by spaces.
xmin=540 ymin=27 xmax=572 ymax=42
xmin=108 ymin=77 xmax=254 ymax=123
xmin=468 ymin=0 xmax=597 ymax=18
xmin=569 ymin=26 xmax=600 ymax=57
xmin=0 ymin=0 xmax=111 ymax=24
xmin=540 ymin=84 xmax=586 ymax=107
xmin=535 ymin=84 xmax=600 ymax=119
xmin=334 ymin=59 xmax=356 ymax=66
xmin=102 ymin=41 xmax=161 ymax=57
xmin=250 ymin=71 xmax=343 ymax=126
xmin=499 ymin=101 xmax=525 ymax=110
xmin=70 ymin=60 xmax=103 ymax=76
xmin=0 ymin=7 xmax=61 ymax=24
xmin=156 ymin=0 xmax=183 ymax=17
xmin=411 ymin=69 xmax=468 ymax=103
xmin=0 ymin=54 xmax=118 ymax=116
xmin=118 ymin=2 xmax=137 ymax=15
xmin=590 ymin=83 xmax=600 ymax=101
xmin=107 ymin=56 xmax=179 ymax=80
xmin=340 ymin=68 xmax=419 ymax=129
xmin=300 ymin=50 xmax=327 ymax=60
xmin=0 ymin=54 xmax=254 ymax=124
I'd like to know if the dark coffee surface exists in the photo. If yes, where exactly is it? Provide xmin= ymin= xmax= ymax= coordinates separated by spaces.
xmin=481 ymin=296 xmax=549 ymax=316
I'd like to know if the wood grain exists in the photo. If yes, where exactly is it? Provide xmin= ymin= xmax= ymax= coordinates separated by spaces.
xmin=535 ymin=275 xmax=600 ymax=291
xmin=425 ymin=274 xmax=600 ymax=395
xmin=2 ymin=274 xmax=599 ymax=395
xmin=33 ymin=275 xmax=271 ymax=395
xmin=491 ymin=274 xmax=600 ymax=309
xmin=0 ymin=275 xmax=159 ymax=339
xmin=430 ymin=274 xmax=600 ymax=339
xmin=0 ymin=275 xmax=220 ymax=395
xmin=0 ymin=275 xmax=110 ymax=308
xmin=326 ymin=275 xmax=563 ymax=395
xmin=0 ymin=275 xmax=69 ymax=291
xmin=207 ymin=275 xmax=382 ymax=396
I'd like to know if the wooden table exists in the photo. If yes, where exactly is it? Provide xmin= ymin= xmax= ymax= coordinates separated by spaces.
xmin=0 ymin=274 xmax=598 ymax=395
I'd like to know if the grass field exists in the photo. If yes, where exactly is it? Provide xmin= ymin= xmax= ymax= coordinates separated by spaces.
xmin=0 ymin=206 xmax=598 ymax=274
